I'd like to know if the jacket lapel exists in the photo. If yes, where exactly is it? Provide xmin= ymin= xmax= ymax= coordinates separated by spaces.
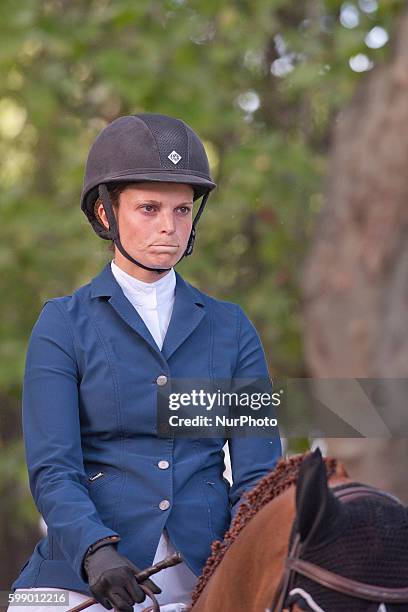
xmin=161 ymin=272 xmax=206 ymax=361
xmin=108 ymin=290 xmax=161 ymax=354
xmin=90 ymin=263 xmax=206 ymax=361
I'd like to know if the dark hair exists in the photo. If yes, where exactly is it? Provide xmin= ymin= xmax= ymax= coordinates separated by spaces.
xmin=93 ymin=182 xmax=135 ymax=253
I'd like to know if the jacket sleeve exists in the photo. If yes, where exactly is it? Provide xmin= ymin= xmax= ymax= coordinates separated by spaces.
xmin=22 ymin=299 xmax=121 ymax=582
xmin=228 ymin=305 xmax=282 ymax=522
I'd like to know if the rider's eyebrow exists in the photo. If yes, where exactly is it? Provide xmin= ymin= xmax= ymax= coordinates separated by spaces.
xmin=136 ymin=200 xmax=193 ymax=206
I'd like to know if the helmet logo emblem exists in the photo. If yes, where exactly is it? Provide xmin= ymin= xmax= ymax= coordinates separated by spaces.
xmin=168 ymin=150 xmax=182 ymax=165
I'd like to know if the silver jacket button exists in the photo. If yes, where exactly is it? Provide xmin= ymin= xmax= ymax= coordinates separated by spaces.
xmin=158 ymin=460 xmax=170 ymax=470
xmin=159 ymin=499 xmax=170 ymax=510
xmin=156 ymin=375 xmax=168 ymax=386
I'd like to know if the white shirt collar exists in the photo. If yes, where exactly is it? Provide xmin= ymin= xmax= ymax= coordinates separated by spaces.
xmin=111 ymin=259 xmax=176 ymax=308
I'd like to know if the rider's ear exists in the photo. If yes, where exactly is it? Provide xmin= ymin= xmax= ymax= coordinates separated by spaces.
xmin=295 ymin=447 xmax=342 ymax=548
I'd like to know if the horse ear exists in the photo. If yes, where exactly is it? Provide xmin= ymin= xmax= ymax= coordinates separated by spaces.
xmin=295 ymin=447 xmax=341 ymax=547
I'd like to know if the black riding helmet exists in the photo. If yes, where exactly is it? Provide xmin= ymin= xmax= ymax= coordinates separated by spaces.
xmin=80 ymin=113 xmax=216 ymax=274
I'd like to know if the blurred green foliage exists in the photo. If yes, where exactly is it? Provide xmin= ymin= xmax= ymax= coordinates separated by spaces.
xmin=0 ymin=0 xmax=404 ymax=522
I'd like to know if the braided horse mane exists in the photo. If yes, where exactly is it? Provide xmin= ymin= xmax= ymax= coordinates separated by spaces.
xmin=190 ymin=452 xmax=338 ymax=606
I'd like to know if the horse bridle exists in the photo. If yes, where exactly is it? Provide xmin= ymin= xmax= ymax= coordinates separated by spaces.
xmin=270 ymin=483 xmax=408 ymax=611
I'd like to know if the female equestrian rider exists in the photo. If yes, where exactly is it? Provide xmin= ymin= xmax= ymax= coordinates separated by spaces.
xmin=10 ymin=113 xmax=282 ymax=611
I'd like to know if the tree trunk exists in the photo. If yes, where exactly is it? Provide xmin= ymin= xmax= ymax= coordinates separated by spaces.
xmin=301 ymin=11 xmax=408 ymax=502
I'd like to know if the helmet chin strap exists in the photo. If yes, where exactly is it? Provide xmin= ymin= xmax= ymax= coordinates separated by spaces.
xmin=98 ymin=185 xmax=209 ymax=275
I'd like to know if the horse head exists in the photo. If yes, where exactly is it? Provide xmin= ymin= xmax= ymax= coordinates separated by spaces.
xmin=279 ymin=447 xmax=408 ymax=612
xmin=191 ymin=448 xmax=408 ymax=612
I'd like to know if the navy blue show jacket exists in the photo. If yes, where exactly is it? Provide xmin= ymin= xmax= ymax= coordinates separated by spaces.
xmin=12 ymin=262 xmax=282 ymax=594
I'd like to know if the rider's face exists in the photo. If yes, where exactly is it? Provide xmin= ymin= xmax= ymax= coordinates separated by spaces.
xmin=97 ymin=182 xmax=194 ymax=282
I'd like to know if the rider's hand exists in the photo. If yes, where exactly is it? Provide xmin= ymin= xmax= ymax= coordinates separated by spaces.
xmin=83 ymin=543 xmax=162 ymax=612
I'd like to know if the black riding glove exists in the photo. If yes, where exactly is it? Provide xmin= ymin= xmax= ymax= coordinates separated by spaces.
xmin=83 ymin=543 xmax=162 ymax=612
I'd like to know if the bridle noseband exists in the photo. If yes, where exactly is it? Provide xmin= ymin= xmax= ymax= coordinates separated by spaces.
xmin=271 ymin=484 xmax=408 ymax=611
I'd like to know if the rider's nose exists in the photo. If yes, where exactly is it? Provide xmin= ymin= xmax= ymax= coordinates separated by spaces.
xmin=160 ymin=211 xmax=175 ymax=233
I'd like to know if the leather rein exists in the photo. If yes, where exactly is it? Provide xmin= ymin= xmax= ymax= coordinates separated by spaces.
xmin=270 ymin=484 xmax=408 ymax=611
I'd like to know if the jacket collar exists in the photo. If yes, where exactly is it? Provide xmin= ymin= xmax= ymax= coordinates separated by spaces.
xmin=90 ymin=262 xmax=205 ymax=360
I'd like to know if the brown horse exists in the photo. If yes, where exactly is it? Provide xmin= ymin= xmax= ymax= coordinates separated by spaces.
xmin=187 ymin=448 xmax=408 ymax=612
xmin=73 ymin=449 xmax=408 ymax=612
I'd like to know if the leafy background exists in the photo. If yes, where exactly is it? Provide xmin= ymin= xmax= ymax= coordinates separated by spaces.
xmin=0 ymin=0 xmax=404 ymax=588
